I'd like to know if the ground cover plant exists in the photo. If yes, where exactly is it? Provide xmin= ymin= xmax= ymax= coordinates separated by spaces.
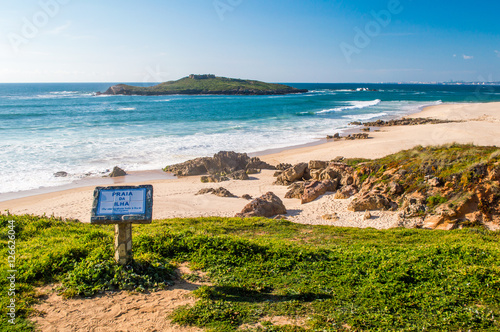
xmin=1 ymin=213 xmax=499 ymax=331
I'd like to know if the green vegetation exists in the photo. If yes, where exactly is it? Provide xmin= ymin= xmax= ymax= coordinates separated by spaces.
xmin=99 ymin=75 xmax=308 ymax=96
xmin=367 ymin=144 xmax=500 ymax=188
xmin=2 ymin=213 xmax=500 ymax=331
xmin=426 ymin=194 xmax=448 ymax=209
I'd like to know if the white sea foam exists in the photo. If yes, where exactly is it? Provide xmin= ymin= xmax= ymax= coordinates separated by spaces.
xmin=317 ymin=99 xmax=381 ymax=114
xmin=343 ymin=112 xmax=388 ymax=120
xmin=117 ymin=107 xmax=136 ymax=111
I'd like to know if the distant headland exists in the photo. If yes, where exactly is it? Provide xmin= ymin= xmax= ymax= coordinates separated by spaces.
xmin=96 ymin=74 xmax=308 ymax=96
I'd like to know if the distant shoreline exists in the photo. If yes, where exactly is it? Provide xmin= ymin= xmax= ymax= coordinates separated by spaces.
xmin=2 ymin=101 xmax=500 ymax=223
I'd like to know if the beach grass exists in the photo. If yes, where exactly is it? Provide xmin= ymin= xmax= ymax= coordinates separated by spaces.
xmin=1 ymin=214 xmax=500 ymax=331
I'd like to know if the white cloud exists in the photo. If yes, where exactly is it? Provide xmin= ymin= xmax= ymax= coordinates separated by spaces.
xmin=463 ymin=54 xmax=474 ymax=60
xmin=46 ymin=21 xmax=71 ymax=35
xmin=453 ymin=54 xmax=456 ymax=57
xmin=495 ymin=50 xmax=500 ymax=58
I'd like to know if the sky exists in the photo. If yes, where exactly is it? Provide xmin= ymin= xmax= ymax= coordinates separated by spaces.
xmin=0 ymin=0 xmax=499 ymax=83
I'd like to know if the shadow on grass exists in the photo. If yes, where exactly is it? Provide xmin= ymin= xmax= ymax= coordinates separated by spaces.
xmin=206 ymin=285 xmax=333 ymax=303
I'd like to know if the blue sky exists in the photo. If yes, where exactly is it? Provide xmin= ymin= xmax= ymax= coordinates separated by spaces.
xmin=0 ymin=0 xmax=499 ymax=83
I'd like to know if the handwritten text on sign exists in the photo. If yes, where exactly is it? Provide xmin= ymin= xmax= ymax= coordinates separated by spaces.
xmin=96 ymin=188 xmax=146 ymax=215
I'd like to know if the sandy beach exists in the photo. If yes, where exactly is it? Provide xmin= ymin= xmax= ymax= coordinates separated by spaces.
xmin=2 ymin=101 xmax=500 ymax=228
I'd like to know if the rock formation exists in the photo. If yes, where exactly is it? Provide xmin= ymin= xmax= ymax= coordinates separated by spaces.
xmin=164 ymin=151 xmax=275 ymax=177
xmin=235 ymin=192 xmax=287 ymax=218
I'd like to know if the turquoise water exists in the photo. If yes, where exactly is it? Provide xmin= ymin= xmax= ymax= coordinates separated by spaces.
xmin=0 ymin=82 xmax=499 ymax=194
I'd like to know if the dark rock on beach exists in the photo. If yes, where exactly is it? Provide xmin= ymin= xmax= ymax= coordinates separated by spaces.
xmin=228 ymin=170 xmax=250 ymax=180
xmin=109 ymin=166 xmax=127 ymax=177
xmin=164 ymin=151 xmax=274 ymax=177
xmin=235 ymin=192 xmax=287 ymax=218
xmin=196 ymin=187 xmax=236 ymax=198
xmin=355 ymin=117 xmax=461 ymax=127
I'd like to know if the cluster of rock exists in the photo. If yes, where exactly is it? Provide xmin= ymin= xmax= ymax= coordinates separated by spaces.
xmin=350 ymin=117 xmax=459 ymax=127
xmin=326 ymin=133 xmax=369 ymax=140
xmin=273 ymin=160 xmax=375 ymax=209
xmin=270 ymin=153 xmax=500 ymax=230
xmin=164 ymin=151 xmax=274 ymax=182
xmin=348 ymin=159 xmax=500 ymax=230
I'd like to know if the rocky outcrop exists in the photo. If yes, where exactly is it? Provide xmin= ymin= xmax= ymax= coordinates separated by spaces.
xmin=354 ymin=117 xmax=461 ymax=127
xmin=274 ymin=163 xmax=308 ymax=185
xmin=326 ymin=133 xmax=368 ymax=140
xmin=301 ymin=180 xmax=337 ymax=204
xmin=165 ymin=151 xmax=274 ymax=177
xmin=276 ymin=163 xmax=293 ymax=171
xmin=309 ymin=160 xmax=328 ymax=170
xmin=235 ymin=192 xmax=287 ymax=218
xmin=334 ymin=185 xmax=358 ymax=199
xmin=196 ymin=187 xmax=236 ymax=198
xmin=109 ymin=166 xmax=127 ymax=177
xmin=228 ymin=170 xmax=249 ymax=180
xmin=344 ymin=133 xmax=369 ymax=140
xmin=201 ymin=175 xmax=229 ymax=183
xmin=348 ymin=193 xmax=398 ymax=211
xmin=285 ymin=182 xmax=307 ymax=199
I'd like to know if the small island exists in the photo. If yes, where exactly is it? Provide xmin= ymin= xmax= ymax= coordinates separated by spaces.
xmin=97 ymin=74 xmax=308 ymax=96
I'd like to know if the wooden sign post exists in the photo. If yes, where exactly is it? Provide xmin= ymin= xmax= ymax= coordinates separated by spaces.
xmin=91 ymin=185 xmax=153 ymax=265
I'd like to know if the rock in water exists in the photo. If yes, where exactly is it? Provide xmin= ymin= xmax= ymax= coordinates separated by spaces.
xmin=109 ymin=166 xmax=127 ymax=177
xmin=235 ymin=192 xmax=287 ymax=218
xmin=54 ymin=171 xmax=68 ymax=177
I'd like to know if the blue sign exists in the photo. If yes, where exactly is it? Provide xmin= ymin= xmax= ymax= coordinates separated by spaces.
xmin=91 ymin=185 xmax=153 ymax=224
xmin=97 ymin=188 xmax=146 ymax=215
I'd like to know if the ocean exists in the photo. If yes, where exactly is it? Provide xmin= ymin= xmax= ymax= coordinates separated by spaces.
xmin=1 ymin=82 xmax=499 ymax=195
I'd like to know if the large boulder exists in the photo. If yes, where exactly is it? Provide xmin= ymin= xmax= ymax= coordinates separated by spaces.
xmin=301 ymin=180 xmax=337 ymax=204
xmin=235 ymin=192 xmax=287 ymax=218
xmin=275 ymin=163 xmax=308 ymax=185
xmin=348 ymin=193 xmax=397 ymax=211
